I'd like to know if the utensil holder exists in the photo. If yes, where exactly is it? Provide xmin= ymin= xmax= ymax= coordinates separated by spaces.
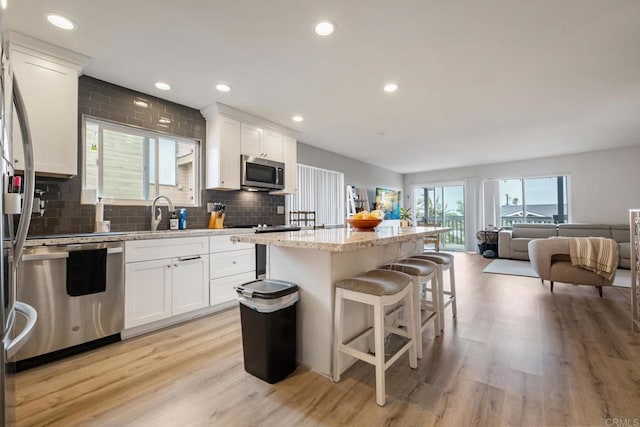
xmin=213 ymin=213 xmax=225 ymax=229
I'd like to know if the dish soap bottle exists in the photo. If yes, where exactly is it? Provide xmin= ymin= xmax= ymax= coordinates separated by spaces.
xmin=179 ymin=209 xmax=187 ymax=230
xmin=170 ymin=210 xmax=179 ymax=230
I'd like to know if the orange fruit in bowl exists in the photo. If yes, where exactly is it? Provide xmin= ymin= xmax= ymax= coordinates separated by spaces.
xmin=370 ymin=210 xmax=384 ymax=220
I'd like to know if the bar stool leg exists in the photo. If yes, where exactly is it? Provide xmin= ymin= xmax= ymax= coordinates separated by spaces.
xmin=404 ymin=286 xmax=418 ymax=369
xmin=435 ymin=265 xmax=446 ymax=331
xmin=333 ymin=288 xmax=344 ymax=383
xmin=449 ymin=262 xmax=457 ymax=318
xmin=411 ymin=276 xmax=423 ymax=359
xmin=430 ymin=273 xmax=441 ymax=335
xmin=373 ymin=300 xmax=386 ymax=406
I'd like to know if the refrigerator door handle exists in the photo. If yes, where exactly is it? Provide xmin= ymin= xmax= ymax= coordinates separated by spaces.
xmin=6 ymin=301 xmax=38 ymax=359
xmin=12 ymin=76 xmax=36 ymax=268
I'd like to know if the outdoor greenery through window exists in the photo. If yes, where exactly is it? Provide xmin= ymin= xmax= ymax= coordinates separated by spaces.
xmin=499 ymin=176 xmax=568 ymax=226
xmin=414 ymin=185 xmax=465 ymax=250
xmin=83 ymin=117 xmax=200 ymax=206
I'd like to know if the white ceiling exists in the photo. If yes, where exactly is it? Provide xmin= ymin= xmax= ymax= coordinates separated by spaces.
xmin=4 ymin=0 xmax=640 ymax=174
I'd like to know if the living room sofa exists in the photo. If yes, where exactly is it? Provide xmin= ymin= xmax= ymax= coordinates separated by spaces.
xmin=498 ymin=223 xmax=630 ymax=268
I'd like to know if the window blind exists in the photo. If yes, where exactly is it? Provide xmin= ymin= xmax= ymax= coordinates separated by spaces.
xmin=287 ymin=164 xmax=345 ymax=227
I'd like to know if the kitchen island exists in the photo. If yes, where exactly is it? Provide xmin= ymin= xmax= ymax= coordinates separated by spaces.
xmin=231 ymin=225 xmax=450 ymax=377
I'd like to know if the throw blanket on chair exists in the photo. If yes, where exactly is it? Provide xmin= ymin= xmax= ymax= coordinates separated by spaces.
xmin=568 ymin=237 xmax=618 ymax=280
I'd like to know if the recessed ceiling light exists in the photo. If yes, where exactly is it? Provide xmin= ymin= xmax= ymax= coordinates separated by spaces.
xmin=46 ymin=14 xmax=75 ymax=30
xmin=314 ymin=21 xmax=335 ymax=36
xmin=158 ymin=117 xmax=172 ymax=124
xmin=292 ymin=115 xmax=304 ymax=122
xmin=383 ymin=83 xmax=399 ymax=93
xmin=133 ymin=99 xmax=149 ymax=108
xmin=155 ymin=82 xmax=171 ymax=91
xmin=2 ymin=0 xmax=8 ymax=10
xmin=216 ymin=83 xmax=231 ymax=93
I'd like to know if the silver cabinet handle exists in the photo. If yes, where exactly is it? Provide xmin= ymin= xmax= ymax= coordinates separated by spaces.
xmin=178 ymin=255 xmax=201 ymax=262
xmin=22 ymin=252 xmax=69 ymax=261
xmin=166 ymin=264 xmax=171 ymax=268
xmin=6 ymin=301 xmax=38 ymax=358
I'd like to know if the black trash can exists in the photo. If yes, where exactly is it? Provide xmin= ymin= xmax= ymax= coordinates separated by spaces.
xmin=235 ymin=279 xmax=299 ymax=384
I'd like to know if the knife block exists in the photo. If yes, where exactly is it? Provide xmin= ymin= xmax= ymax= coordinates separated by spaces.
xmin=209 ymin=212 xmax=225 ymax=229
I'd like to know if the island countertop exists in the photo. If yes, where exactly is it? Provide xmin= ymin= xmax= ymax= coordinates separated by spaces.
xmin=229 ymin=225 xmax=451 ymax=252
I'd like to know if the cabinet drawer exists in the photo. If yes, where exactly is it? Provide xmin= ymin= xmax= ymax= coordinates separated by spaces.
xmin=210 ymin=271 xmax=256 ymax=306
xmin=209 ymin=235 xmax=254 ymax=253
xmin=210 ymin=248 xmax=255 ymax=279
xmin=126 ymin=237 xmax=208 ymax=263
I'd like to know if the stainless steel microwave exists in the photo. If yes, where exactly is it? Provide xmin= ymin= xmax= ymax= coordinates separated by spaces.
xmin=241 ymin=155 xmax=285 ymax=190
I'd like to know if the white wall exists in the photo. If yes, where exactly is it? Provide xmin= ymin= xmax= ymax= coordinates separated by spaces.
xmin=297 ymin=142 xmax=404 ymax=210
xmin=404 ymin=145 xmax=640 ymax=225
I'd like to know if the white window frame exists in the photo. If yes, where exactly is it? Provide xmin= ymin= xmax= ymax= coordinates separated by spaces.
xmin=81 ymin=116 xmax=201 ymax=206
xmin=497 ymin=174 xmax=571 ymax=225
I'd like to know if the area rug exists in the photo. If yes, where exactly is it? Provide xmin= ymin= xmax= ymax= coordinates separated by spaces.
xmin=483 ymin=258 xmax=631 ymax=288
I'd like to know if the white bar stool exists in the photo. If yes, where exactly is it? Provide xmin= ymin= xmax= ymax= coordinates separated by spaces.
xmin=410 ymin=252 xmax=457 ymax=330
xmin=333 ymin=269 xmax=418 ymax=406
xmin=379 ymin=258 xmax=441 ymax=359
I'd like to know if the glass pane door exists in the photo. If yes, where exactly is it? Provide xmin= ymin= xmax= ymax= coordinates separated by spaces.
xmin=414 ymin=184 xmax=465 ymax=250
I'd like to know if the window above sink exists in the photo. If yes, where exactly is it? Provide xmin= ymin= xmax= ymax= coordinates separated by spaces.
xmin=82 ymin=116 xmax=201 ymax=206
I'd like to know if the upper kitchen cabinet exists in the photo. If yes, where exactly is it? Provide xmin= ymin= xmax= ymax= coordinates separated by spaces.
xmin=201 ymin=103 xmax=298 ymax=193
xmin=8 ymin=32 xmax=90 ymax=177
xmin=270 ymin=135 xmax=297 ymax=195
xmin=204 ymin=114 xmax=241 ymax=190
xmin=240 ymin=123 xmax=283 ymax=162
xmin=261 ymin=128 xmax=283 ymax=162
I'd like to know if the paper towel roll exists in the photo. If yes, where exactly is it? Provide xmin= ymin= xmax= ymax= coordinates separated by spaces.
xmin=95 ymin=201 xmax=104 ymax=222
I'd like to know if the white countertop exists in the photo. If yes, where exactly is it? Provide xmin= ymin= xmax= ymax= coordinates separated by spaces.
xmin=229 ymin=226 xmax=451 ymax=252
xmin=24 ymin=228 xmax=255 ymax=247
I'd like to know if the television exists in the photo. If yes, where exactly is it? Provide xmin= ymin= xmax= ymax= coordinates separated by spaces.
xmin=375 ymin=188 xmax=401 ymax=219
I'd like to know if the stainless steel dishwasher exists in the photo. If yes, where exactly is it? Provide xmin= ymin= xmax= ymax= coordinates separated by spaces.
xmin=14 ymin=241 xmax=124 ymax=367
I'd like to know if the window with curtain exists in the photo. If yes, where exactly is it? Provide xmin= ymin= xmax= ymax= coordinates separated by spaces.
xmin=287 ymin=164 xmax=345 ymax=227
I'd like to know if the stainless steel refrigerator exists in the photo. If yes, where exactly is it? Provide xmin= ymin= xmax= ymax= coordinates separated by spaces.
xmin=1 ymin=28 xmax=38 ymax=427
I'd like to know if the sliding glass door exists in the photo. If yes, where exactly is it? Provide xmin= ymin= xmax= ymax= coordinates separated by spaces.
xmin=414 ymin=184 xmax=465 ymax=250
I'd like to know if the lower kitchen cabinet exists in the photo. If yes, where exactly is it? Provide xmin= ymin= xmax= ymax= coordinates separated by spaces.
xmin=124 ymin=237 xmax=209 ymax=329
xmin=209 ymin=235 xmax=256 ymax=307
xmin=172 ymin=255 xmax=210 ymax=315
xmin=125 ymin=259 xmax=172 ymax=328
xmin=210 ymin=271 xmax=255 ymax=307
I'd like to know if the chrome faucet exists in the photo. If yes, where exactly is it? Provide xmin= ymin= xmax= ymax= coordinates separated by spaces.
xmin=151 ymin=195 xmax=175 ymax=232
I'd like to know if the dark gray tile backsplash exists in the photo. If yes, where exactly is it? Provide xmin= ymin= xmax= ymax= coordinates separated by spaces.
xmin=28 ymin=76 xmax=285 ymax=236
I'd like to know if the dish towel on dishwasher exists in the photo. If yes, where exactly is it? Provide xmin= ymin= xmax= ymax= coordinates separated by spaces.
xmin=66 ymin=249 xmax=107 ymax=296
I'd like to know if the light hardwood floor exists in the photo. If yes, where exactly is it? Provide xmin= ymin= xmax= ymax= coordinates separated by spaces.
xmin=15 ymin=253 xmax=640 ymax=426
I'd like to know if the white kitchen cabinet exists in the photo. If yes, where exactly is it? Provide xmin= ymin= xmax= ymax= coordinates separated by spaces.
xmin=124 ymin=237 xmax=209 ymax=328
xmin=205 ymin=115 xmax=241 ymax=190
xmin=210 ymin=271 xmax=255 ymax=307
xmin=10 ymin=41 xmax=86 ymax=177
xmin=271 ymin=135 xmax=297 ymax=195
xmin=241 ymin=123 xmax=283 ymax=162
xmin=172 ymin=255 xmax=210 ymax=315
xmin=262 ymin=129 xmax=284 ymax=162
xmin=241 ymin=122 xmax=262 ymax=158
xmin=200 ymin=103 xmax=296 ymax=191
xmin=209 ymin=235 xmax=256 ymax=307
xmin=125 ymin=259 xmax=172 ymax=328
